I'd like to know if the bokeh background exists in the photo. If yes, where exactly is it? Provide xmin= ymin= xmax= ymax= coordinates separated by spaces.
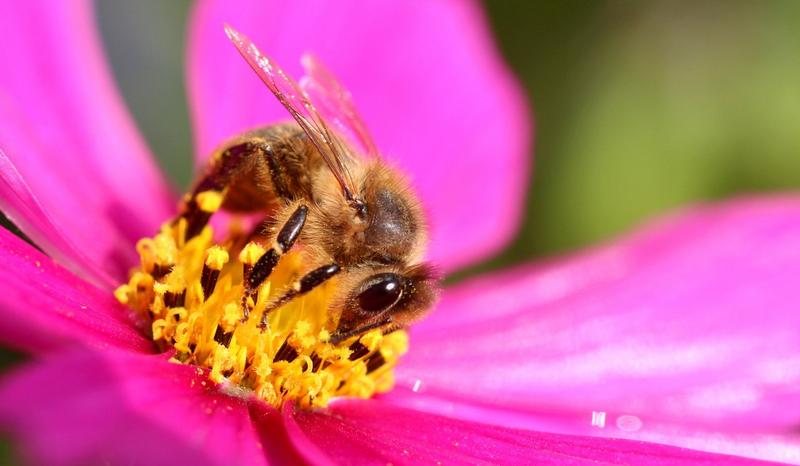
xmin=94 ymin=0 xmax=800 ymax=279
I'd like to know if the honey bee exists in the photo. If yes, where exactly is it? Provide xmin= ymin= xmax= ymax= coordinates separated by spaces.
xmin=179 ymin=25 xmax=438 ymax=343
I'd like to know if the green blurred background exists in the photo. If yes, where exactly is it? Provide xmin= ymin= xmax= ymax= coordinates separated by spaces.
xmin=95 ymin=0 xmax=800 ymax=272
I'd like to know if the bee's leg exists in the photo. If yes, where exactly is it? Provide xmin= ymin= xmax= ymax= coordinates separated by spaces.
xmin=179 ymin=125 xmax=314 ymax=240
xmin=180 ymin=140 xmax=271 ymax=240
xmin=240 ymin=204 xmax=308 ymax=321
xmin=257 ymin=263 xmax=341 ymax=329
xmin=330 ymin=317 xmax=394 ymax=345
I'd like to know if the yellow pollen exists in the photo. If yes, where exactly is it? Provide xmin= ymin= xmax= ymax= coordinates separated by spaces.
xmin=239 ymin=242 xmax=266 ymax=265
xmin=195 ymin=190 xmax=225 ymax=213
xmin=205 ymin=246 xmax=229 ymax=270
xmin=115 ymin=214 xmax=408 ymax=409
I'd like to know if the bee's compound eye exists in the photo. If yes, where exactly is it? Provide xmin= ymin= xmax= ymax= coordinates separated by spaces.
xmin=358 ymin=273 xmax=403 ymax=313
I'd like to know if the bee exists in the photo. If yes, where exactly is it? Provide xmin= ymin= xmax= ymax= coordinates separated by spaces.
xmin=179 ymin=25 xmax=438 ymax=343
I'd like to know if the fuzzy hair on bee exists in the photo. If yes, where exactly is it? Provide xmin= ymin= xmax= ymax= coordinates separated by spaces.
xmin=177 ymin=25 xmax=439 ymax=341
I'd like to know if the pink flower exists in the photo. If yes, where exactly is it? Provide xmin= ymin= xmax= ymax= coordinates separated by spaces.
xmin=0 ymin=1 xmax=796 ymax=465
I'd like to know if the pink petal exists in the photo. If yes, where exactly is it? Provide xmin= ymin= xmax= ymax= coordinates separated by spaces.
xmin=285 ymin=398 xmax=775 ymax=465
xmin=393 ymin=196 xmax=800 ymax=463
xmin=0 ymin=151 xmax=113 ymax=287
xmin=0 ymin=350 xmax=297 ymax=466
xmin=0 ymin=1 xmax=176 ymax=287
xmin=0 ymin=226 xmax=151 ymax=355
xmin=188 ymin=0 xmax=531 ymax=272
xmin=384 ymin=388 xmax=800 ymax=465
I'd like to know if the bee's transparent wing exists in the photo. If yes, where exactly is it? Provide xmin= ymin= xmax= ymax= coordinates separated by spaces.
xmin=224 ymin=25 xmax=358 ymax=201
xmin=300 ymin=54 xmax=379 ymax=159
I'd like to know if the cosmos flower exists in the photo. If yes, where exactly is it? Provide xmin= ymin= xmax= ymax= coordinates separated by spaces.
xmin=0 ymin=1 xmax=797 ymax=465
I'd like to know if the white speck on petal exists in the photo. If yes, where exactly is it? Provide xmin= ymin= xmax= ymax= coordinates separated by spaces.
xmin=591 ymin=411 xmax=606 ymax=428
xmin=412 ymin=379 xmax=422 ymax=393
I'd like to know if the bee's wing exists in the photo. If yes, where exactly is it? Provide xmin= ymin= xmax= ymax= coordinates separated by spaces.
xmin=299 ymin=55 xmax=379 ymax=159
xmin=224 ymin=25 xmax=358 ymax=201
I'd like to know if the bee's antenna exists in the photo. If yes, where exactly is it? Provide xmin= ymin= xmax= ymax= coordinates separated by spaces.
xmin=349 ymin=197 xmax=368 ymax=219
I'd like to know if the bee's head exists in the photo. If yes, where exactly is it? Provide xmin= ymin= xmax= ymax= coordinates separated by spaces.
xmin=311 ymin=161 xmax=428 ymax=266
xmin=359 ymin=162 xmax=427 ymax=262
xmin=334 ymin=263 xmax=439 ymax=334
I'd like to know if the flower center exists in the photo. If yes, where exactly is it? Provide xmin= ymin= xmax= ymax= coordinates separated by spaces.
xmin=114 ymin=192 xmax=408 ymax=409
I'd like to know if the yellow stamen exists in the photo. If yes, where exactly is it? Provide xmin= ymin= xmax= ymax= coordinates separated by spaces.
xmin=205 ymin=246 xmax=229 ymax=270
xmin=115 ymin=217 xmax=408 ymax=409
